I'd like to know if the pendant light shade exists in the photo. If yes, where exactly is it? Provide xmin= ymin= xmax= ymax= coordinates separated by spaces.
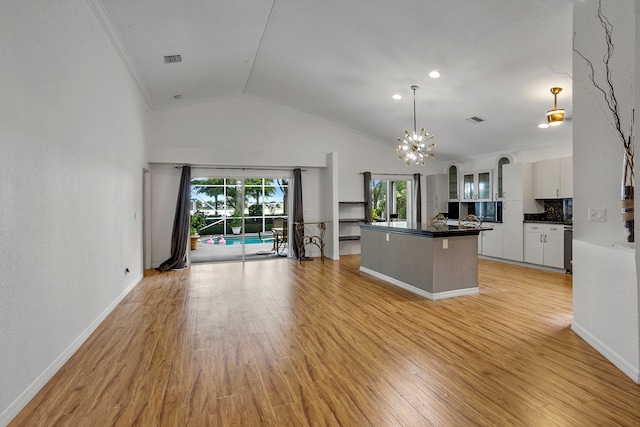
xmin=546 ymin=87 xmax=565 ymax=126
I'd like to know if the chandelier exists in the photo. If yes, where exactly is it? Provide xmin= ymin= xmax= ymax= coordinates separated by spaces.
xmin=396 ymin=85 xmax=436 ymax=165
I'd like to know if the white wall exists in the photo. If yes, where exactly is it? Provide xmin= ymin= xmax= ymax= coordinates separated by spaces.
xmin=147 ymin=95 xmax=447 ymax=262
xmin=572 ymin=0 xmax=639 ymax=383
xmin=0 ymin=1 xmax=148 ymax=424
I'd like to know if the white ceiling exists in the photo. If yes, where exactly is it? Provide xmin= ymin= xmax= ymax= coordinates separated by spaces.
xmin=96 ymin=0 xmax=575 ymax=161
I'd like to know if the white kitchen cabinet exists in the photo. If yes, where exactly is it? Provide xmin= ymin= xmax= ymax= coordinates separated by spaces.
xmin=502 ymin=200 xmax=524 ymax=262
xmin=535 ymin=157 xmax=572 ymax=199
xmin=494 ymin=156 xmax=511 ymax=200
xmin=479 ymin=224 xmax=503 ymax=258
xmin=560 ymin=157 xmax=573 ymax=198
xmin=462 ymin=171 xmax=492 ymax=201
xmin=448 ymin=164 xmax=459 ymax=201
xmin=503 ymin=162 xmax=542 ymax=212
xmin=426 ymin=174 xmax=448 ymax=219
xmin=524 ymin=223 xmax=564 ymax=268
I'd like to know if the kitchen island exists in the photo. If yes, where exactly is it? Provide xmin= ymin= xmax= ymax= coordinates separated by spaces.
xmin=359 ymin=221 xmax=489 ymax=300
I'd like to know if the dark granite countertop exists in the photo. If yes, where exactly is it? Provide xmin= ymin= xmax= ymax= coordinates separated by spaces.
xmin=360 ymin=221 xmax=490 ymax=237
xmin=523 ymin=220 xmax=571 ymax=225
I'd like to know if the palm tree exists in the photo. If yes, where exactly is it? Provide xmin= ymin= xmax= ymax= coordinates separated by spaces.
xmin=191 ymin=178 xmax=225 ymax=213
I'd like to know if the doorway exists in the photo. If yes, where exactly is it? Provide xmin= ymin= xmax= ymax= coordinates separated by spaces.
xmin=189 ymin=176 xmax=290 ymax=263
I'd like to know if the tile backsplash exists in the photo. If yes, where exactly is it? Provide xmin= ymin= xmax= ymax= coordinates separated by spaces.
xmin=524 ymin=199 xmax=573 ymax=223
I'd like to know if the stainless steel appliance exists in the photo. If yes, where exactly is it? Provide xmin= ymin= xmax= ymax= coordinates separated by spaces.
xmin=564 ymin=226 xmax=573 ymax=274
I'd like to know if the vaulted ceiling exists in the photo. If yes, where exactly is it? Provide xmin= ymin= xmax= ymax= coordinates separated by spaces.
xmin=96 ymin=0 xmax=575 ymax=161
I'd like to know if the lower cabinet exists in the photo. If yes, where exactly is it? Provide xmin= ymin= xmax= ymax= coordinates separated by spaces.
xmin=524 ymin=223 xmax=564 ymax=268
xmin=479 ymin=224 xmax=503 ymax=258
xmin=502 ymin=200 xmax=524 ymax=262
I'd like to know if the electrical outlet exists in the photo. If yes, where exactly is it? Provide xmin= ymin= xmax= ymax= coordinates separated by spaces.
xmin=385 ymin=233 xmax=389 ymax=242
xmin=443 ymin=239 xmax=448 ymax=249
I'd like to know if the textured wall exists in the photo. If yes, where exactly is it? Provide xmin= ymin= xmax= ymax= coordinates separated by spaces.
xmin=572 ymin=0 xmax=639 ymax=383
xmin=0 ymin=0 xmax=148 ymax=422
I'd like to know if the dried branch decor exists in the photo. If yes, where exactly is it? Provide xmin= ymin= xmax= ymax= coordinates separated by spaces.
xmin=573 ymin=0 xmax=634 ymax=242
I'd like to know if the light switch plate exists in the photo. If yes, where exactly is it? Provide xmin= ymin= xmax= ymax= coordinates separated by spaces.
xmin=588 ymin=208 xmax=606 ymax=223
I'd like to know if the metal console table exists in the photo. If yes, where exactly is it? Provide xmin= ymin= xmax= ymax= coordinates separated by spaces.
xmin=294 ymin=221 xmax=327 ymax=264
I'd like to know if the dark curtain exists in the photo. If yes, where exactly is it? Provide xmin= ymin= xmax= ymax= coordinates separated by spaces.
xmin=364 ymin=172 xmax=372 ymax=223
xmin=291 ymin=168 xmax=304 ymax=260
xmin=414 ymin=173 xmax=422 ymax=224
xmin=158 ymin=165 xmax=191 ymax=271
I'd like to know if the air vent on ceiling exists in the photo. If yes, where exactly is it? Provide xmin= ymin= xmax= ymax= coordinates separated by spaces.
xmin=465 ymin=116 xmax=485 ymax=124
xmin=163 ymin=54 xmax=182 ymax=64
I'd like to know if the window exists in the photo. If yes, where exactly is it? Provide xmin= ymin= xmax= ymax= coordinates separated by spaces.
xmin=371 ymin=178 xmax=412 ymax=222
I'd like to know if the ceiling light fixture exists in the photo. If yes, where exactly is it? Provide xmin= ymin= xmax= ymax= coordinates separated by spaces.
xmin=396 ymin=85 xmax=436 ymax=166
xmin=546 ymin=87 xmax=565 ymax=126
xmin=429 ymin=71 xmax=440 ymax=78
xmin=392 ymin=94 xmax=402 ymax=100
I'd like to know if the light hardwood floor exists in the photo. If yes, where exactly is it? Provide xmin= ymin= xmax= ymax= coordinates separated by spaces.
xmin=10 ymin=256 xmax=640 ymax=426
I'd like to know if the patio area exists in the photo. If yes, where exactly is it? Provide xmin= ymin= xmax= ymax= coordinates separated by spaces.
xmin=189 ymin=233 xmax=289 ymax=263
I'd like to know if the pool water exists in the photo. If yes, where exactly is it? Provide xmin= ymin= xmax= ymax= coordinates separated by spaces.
xmin=214 ymin=236 xmax=264 ymax=245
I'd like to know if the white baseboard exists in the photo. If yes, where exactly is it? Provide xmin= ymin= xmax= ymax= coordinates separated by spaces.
xmin=571 ymin=321 xmax=640 ymax=384
xmin=0 ymin=273 xmax=143 ymax=427
xmin=360 ymin=267 xmax=479 ymax=300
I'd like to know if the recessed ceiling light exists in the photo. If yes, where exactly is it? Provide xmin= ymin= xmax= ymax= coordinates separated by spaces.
xmin=429 ymin=71 xmax=440 ymax=78
xmin=538 ymin=123 xmax=549 ymax=129
xmin=392 ymin=94 xmax=402 ymax=100
xmin=174 ymin=94 xmax=182 ymax=100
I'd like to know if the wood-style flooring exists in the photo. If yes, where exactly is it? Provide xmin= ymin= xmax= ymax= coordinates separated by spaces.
xmin=10 ymin=256 xmax=640 ymax=426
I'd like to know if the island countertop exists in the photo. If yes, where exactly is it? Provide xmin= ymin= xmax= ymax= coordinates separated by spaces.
xmin=360 ymin=221 xmax=491 ymax=237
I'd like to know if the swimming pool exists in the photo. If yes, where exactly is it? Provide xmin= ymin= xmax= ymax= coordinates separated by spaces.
xmin=211 ymin=236 xmax=265 ymax=245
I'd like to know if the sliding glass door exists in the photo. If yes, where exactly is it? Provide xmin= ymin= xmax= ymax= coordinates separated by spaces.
xmin=190 ymin=176 xmax=289 ymax=263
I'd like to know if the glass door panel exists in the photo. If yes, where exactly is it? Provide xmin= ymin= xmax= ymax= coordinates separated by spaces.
xmin=371 ymin=178 xmax=412 ymax=222
xmin=478 ymin=172 xmax=491 ymax=200
xmin=463 ymin=174 xmax=475 ymax=200
xmin=190 ymin=176 xmax=289 ymax=263
xmin=448 ymin=165 xmax=458 ymax=200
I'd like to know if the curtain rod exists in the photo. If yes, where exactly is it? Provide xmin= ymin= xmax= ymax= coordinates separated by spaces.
xmin=175 ymin=166 xmax=307 ymax=172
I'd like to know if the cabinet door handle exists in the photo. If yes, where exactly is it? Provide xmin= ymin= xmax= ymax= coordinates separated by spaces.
xmin=544 ymin=235 xmax=547 ymax=243
xmin=503 ymin=191 xmax=506 ymax=199
xmin=556 ymin=188 xmax=559 ymax=197
xmin=540 ymin=234 xmax=543 ymax=242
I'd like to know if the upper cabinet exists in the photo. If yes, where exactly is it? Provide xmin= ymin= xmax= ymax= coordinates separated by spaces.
xmin=426 ymin=174 xmax=448 ymax=218
xmin=462 ymin=171 xmax=492 ymax=201
xmin=448 ymin=164 xmax=459 ymax=201
xmin=503 ymin=162 xmax=542 ymax=212
xmin=535 ymin=157 xmax=573 ymax=199
xmin=560 ymin=157 xmax=573 ymax=198
xmin=494 ymin=156 xmax=511 ymax=200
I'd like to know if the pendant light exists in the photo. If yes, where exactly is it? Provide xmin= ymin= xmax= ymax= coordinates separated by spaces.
xmin=396 ymin=85 xmax=436 ymax=166
xmin=546 ymin=87 xmax=565 ymax=126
